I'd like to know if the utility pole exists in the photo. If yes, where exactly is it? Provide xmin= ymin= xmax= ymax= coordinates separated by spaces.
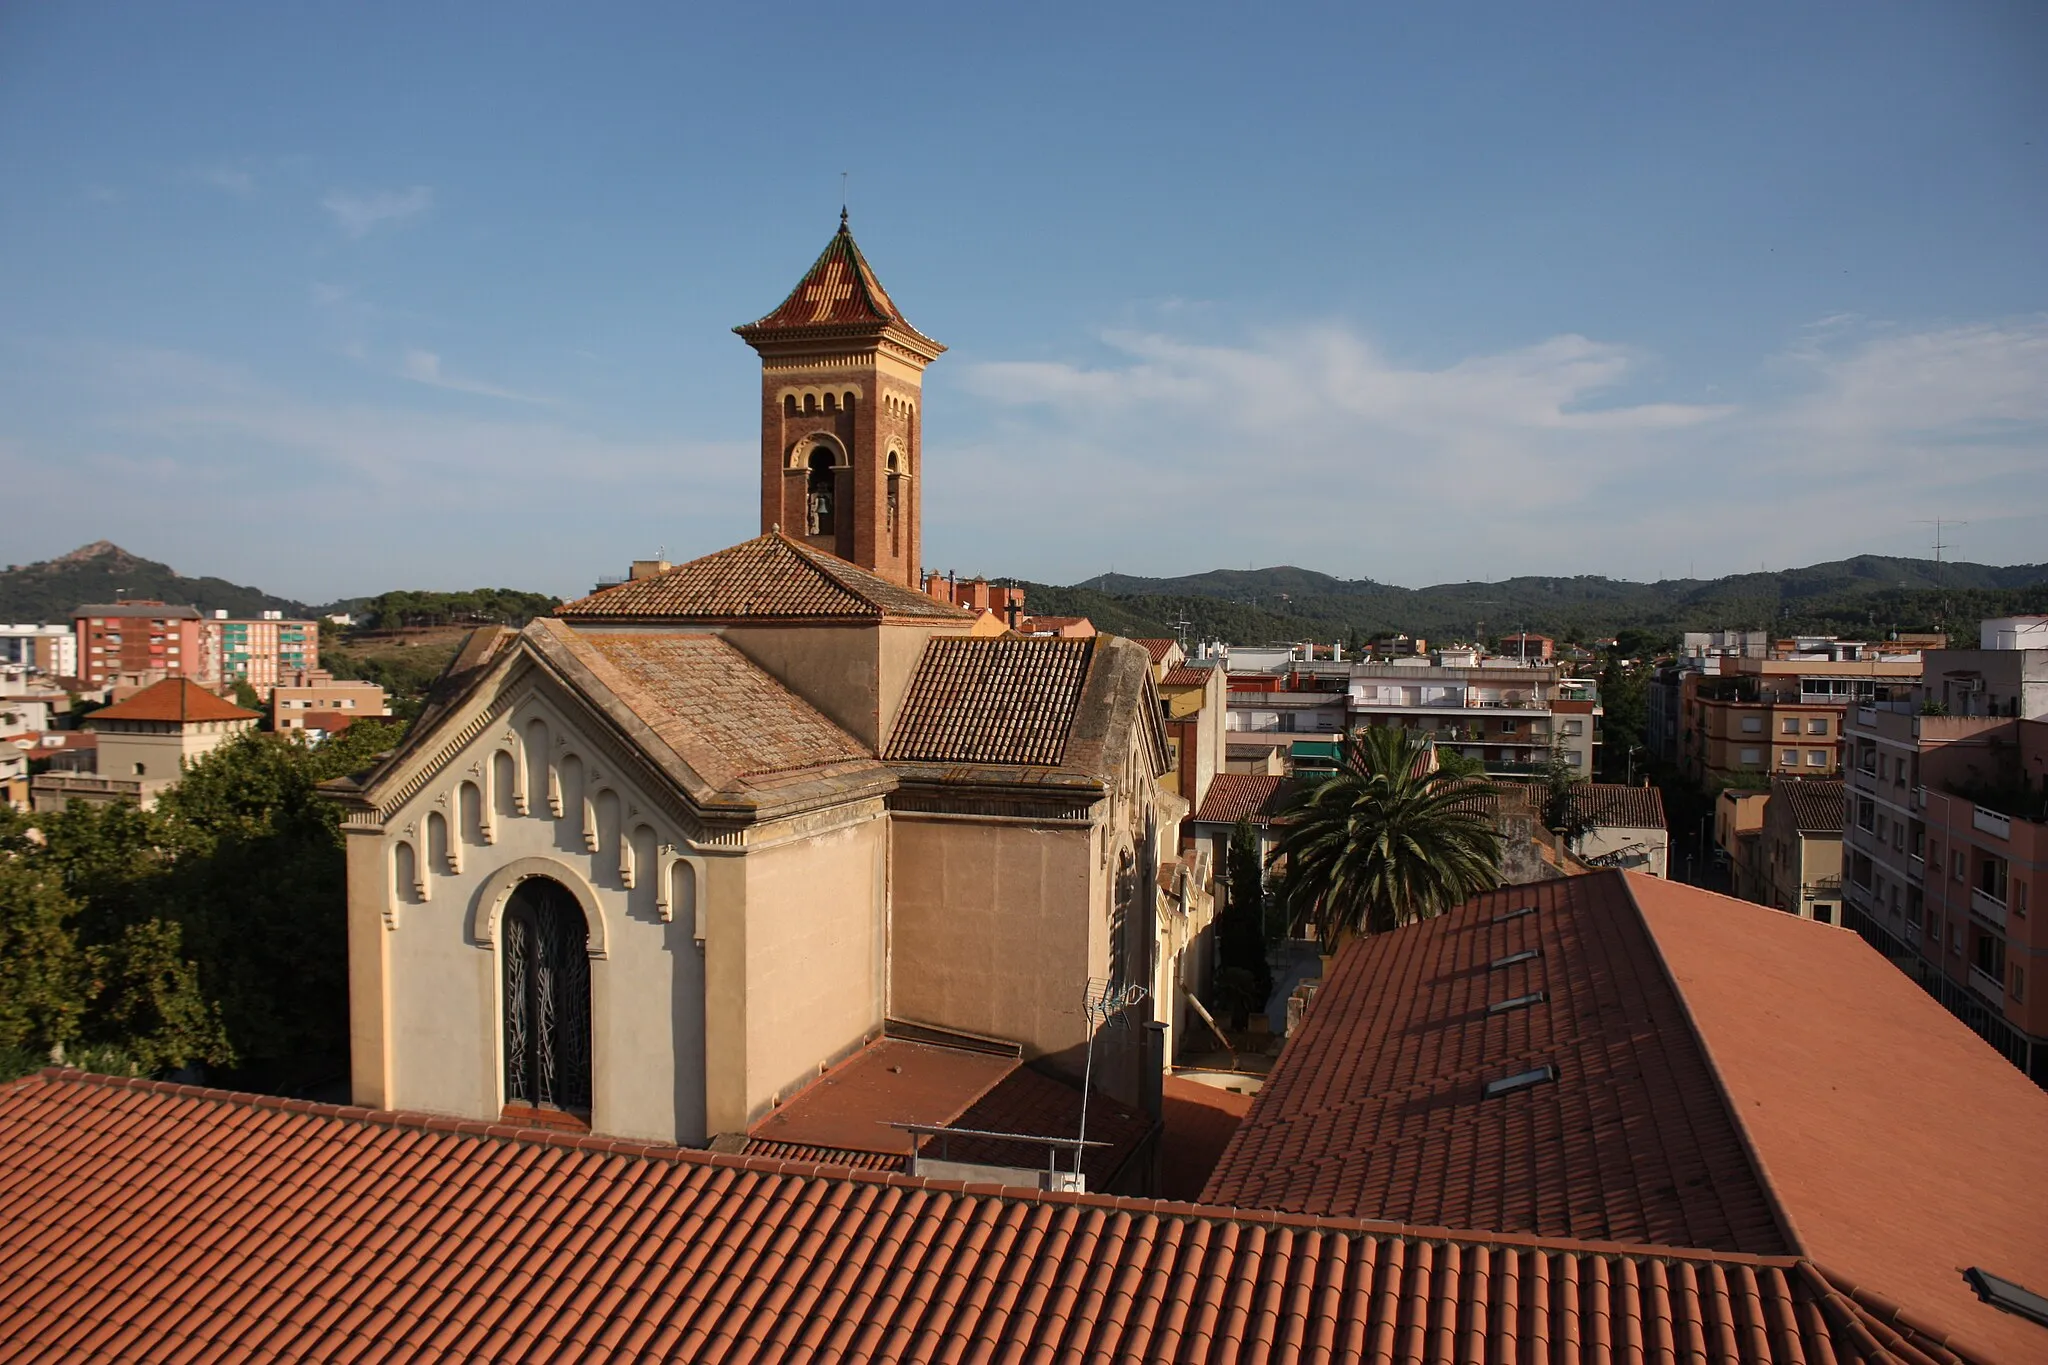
xmin=1913 ymin=519 xmax=1967 ymax=632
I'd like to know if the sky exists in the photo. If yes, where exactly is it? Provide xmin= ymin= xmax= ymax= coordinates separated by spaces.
xmin=1 ymin=3 xmax=2044 ymax=603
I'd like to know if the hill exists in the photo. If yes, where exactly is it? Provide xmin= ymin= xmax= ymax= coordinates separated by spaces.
xmin=1023 ymin=555 xmax=2048 ymax=647
xmin=0 ymin=542 xmax=311 ymax=621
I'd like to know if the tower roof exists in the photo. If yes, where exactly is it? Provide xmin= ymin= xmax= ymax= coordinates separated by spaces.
xmin=556 ymin=531 xmax=970 ymax=624
xmin=734 ymin=216 xmax=942 ymax=354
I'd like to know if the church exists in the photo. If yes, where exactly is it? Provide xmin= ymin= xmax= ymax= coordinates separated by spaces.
xmin=328 ymin=220 xmax=1211 ymax=1162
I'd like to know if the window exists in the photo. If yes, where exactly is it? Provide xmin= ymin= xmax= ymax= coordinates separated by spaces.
xmin=1806 ymin=750 xmax=1828 ymax=767
xmin=1856 ymin=798 xmax=1874 ymax=832
xmin=1781 ymin=718 xmax=1799 ymax=735
xmin=1739 ymin=747 xmax=1763 ymax=765
xmin=132 ymin=762 xmax=145 ymax=776
xmin=1953 ymin=849 xmax=1966 ymax=882
xmin=1807 ymin=718 xmax=1828 ymax=735
xmin=1741 ymin=716 xmax=1764 ymax=734
xmin=2015 ymin=965 xmax=2028 ymax=1003
xmin=2018 ymin=881 xmax=2029 ymax=919
xmin=1781 ymin=749 xmax=1798 ymax=767
xmin=1907 ymin=885 xmax=1923 ymax=930
xmin=502 ymin=878 xmax=592 ymax=1114
xmin=1973 ymin=930 xmax=2006 ymax=982
xmin=1979 ymin=854 xmax=2009 ymax=906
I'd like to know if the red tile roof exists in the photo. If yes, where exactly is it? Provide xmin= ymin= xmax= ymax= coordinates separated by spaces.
xmin=0 ymin=1068 xmax=1962 ymax=1363
xmin=1775 ymin=777 xmax=1846 ymax=833
xmin=1159 ymin=665 xmax=1216 ymax=688
xmin=1133 ymin=637 xmax=1180 ymax=663
xmin=1191 ymin=772 xmax=1295 ymax=825
xmin=556 ymin=532 xmax=969 ymax=623
xmin=1204 ymin=870 xmax=2048 ymax=1365
xmin=885 ymin=637 xmax=1095 ymax=766
xmin=733 ymin=217 xmax=941 ymax=351
xmin=1572 ymin=781 xmax=1668 ymax=830
xmin=1203 ymin=871 xmax=1788 ymax=1254
xmin=536 ymin=623 xmax=875 ymax=793
xmin=86 ymin=678 xmax=258 ymax=725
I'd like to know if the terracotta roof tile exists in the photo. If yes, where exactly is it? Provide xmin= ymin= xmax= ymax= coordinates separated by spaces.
xmin=734 ymin=218 xmax=922 ymax=335
xmin=0 ymin=1069 xmax=1975 ymax=1363
xmin=1133 ymin=638 xmax=1180 ymax=664
xmin=885 ymin=637 xmax=1094 ymax=767
xmin=540 ymin=624 xmax=872 ymax=790
xmin=87 ymin=678 xmax=259 ymax=725
xmin=1774 ymin=777 xmax=1845 ymax=833
xmin=1572 ymin=782 xmax=1667 ymax=830
xmin=557 ymin=532 xmax=968 ymax=623
xmin=1159 ymin=665 xmax=1215 ymax=688
xmin=1201 ymin=871 xmax=1792 ymax=1255
xmin=1191 ymin=773 xmax=1295 ymax=825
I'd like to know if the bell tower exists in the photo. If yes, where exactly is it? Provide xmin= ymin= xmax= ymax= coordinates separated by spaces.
xmin=735 ymin=214 xmax=944 ymax=589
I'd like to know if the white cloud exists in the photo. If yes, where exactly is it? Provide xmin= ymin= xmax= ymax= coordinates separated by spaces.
xmin=399 ymin=349 xmax=546 ymax=404
xmin=321 ymin=186 xmax=434 ymax=238
xmin=933 ymin=315 xmax=2048 ymax=584
xmin=200 ymin=165 xmax=256 ymax=196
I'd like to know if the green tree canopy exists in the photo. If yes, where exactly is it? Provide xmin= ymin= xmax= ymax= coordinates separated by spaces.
xmin=1268 ymin=727 xmax=1503 ymax=947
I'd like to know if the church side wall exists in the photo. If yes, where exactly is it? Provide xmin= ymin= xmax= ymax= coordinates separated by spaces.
xmin=887 ymin=816 xmax=1096 ymax=1074
xmin=720 ymin=625 xmax=882 ymax=752
xmin=738 ymin=816 xmax=888 ymax=1125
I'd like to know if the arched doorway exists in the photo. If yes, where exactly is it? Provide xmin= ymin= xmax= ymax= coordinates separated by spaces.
xmin=502 ymin=877 xmax=592 ymax=1114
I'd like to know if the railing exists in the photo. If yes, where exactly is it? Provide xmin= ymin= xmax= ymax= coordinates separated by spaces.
xmin=1968 ymin=966 xmax=2006 ymax=1005
xmin=1974 ymin=807 xmax=2012 ymax=841
xmin=1804 ymin=876 xmax=1842 ymax=899
xmin=1972 ymin=887 xmax=2009 ymax=930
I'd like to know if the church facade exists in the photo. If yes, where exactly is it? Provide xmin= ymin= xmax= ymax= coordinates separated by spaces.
xmin=331 ymin=223 xmax=1209 ymax=1149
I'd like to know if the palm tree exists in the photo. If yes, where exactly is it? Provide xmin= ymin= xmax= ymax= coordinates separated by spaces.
xmin=1268 ymin=727 xmax=1503 ymax=947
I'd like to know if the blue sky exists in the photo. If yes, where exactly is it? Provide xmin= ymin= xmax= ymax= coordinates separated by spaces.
xmin=2 ymin=3 xmax=2043 ymax=603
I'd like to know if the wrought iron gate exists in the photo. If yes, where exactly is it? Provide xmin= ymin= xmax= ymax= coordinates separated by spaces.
xmin=502 ymin=879 xmax=592 ymax=1112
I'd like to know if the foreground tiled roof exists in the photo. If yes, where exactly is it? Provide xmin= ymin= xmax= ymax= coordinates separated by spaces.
xmin=1572 ymin=781 xmax=1668 ymax=830
xmin=557 ymin=533 xmax=968 ymax=623
xmin=1205 ymin=870 xmax=2048 ymax=1365
xmin=1203 ymin=872 xmax=1788 ymax=1254
xmin=534 ymin=622 xmax=874 ymax=794
xmin=1133 ymin=638 xmax=1180 ymax=664
xmin=86 ymin=678 xmax=258 ymax=725
xmin=0 ymin=1069 xmax=1975 ymax=1363
xmin=1191 ymin=772 xmax=1295 ymax=825
xmin=885 ymin=637 xmax=1094 ymax=766
xmin=1775 ymin=777 xmax=1846 ymax=833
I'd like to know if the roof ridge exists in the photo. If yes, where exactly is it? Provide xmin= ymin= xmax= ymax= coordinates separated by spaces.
xmin=1798 ymin=1262 xmax=1987 ymax=1365
xmin=1621 ymin=870 xmax=1813 ymax=1260
xmin=17 ymin=1066 xmax=1833 ymax=1268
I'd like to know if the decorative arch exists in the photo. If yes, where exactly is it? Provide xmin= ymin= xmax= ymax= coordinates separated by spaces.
xmin=470 ymin=857 xmax=612 ymax=959
xmin=787 ymin=431 xmax=849 ymax=469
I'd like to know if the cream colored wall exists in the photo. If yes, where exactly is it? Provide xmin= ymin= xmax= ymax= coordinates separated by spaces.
xmin=94 ymin=718 xmax=251 ymax=784
xmin=1575 ymin=824 xmax=1670 ymax=878
xmin=887 ymin=813 xmax=1097 ymax=1070
xmin=362 ymin=685 xmax=709 ymax=1146
xmin=723 ymin=624 xmax=881 ymax=749
xmin=735 ymin=816 xmax=888 ymax=1125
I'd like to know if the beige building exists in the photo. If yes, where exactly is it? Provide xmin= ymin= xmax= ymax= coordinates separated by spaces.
xmin=329 ymin=222 xmax=1205 ymax=1157
xmin=31 ymin=678 xmax=258 ymax=811
xmin=1746 ymin=778 xmax=1846 ymax=924
xmin=272 ymin=671 xmax=390 ymax=731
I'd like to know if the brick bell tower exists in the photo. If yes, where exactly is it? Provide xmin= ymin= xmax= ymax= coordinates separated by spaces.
xmin=734 ymin=213 xmax=944 ymax=589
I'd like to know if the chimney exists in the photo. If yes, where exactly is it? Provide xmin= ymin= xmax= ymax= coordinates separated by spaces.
xmin=628 ymin=559 xmax=672 ymax=581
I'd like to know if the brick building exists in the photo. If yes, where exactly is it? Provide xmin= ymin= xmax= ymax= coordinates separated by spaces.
xmin=70 ymin=602 xmax=202 ymax=688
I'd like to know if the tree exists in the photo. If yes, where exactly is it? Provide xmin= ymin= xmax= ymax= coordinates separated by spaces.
xmin=1268 ymin=727 xmax=1503 ymax=948
xmin=1535 ymin=744 xmax=1596 ymax=846
xmin=0 ymin=857 xmax=89 ymax=1057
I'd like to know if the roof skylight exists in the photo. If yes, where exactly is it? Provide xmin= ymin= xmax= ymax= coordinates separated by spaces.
xmin=1484 ymin=1065 xmax=1556 ymax=1098
xmin=1964 ymin=1268 xmax=2048 ymax=1330
xmin=1492 ymin=906 xmax=1537 ymax=923
xmin=1488 ymin=990 xmax=1547 ymax=1015
xmin=1489 ymin=949 xmax=1541 ymax=969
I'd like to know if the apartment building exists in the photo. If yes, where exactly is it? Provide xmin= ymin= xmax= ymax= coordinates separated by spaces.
xmin=211 ymin=611 xmax=318 ymax=695
xmin=1744 ymin=777 xmax=1845 ymax=923
xmin=1842 ymin=617 xmax=2048 ymax=1085
xmin=31 ymin=678 xmax=258 ymax=812
xmin=270 ymin=671 xmax=391 ymax=733
xmin=71 ymin=602 xmax=203 ymax=688
xmin=1344 ymin=659 xmax=1601 ymax=776
xmin=0 ymin=625 xmax=77 ymax=679
xmin=1678 ymin=645 xmax=1921 ymax=787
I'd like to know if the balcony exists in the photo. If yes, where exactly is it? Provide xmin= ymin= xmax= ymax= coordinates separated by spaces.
xmin=1972 ymin=887 xmax=2009 ymax=930
xmin=1973 ymin=807 xmax=2012 ymax=841
xmin=1968 ymin=965 xmax=2006 ymax=1005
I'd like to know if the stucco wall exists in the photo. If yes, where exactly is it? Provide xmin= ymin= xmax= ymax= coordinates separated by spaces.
xmin=888 ymin=814 xmax=1097 ymax=1069
xmin=736 ymin=817 xmax=888 ymax=1124
xmin=360 ymin=690 xmax=709 ymax=1146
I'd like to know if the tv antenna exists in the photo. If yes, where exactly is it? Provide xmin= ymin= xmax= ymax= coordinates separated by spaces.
xmin=1170 ymin=607 xmax=1194 ymax=649
xmin=1913 ymin=519 xmax=1965 ymax=591
xmin=1073 ymin=978 xmax=1149 ymax=1177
